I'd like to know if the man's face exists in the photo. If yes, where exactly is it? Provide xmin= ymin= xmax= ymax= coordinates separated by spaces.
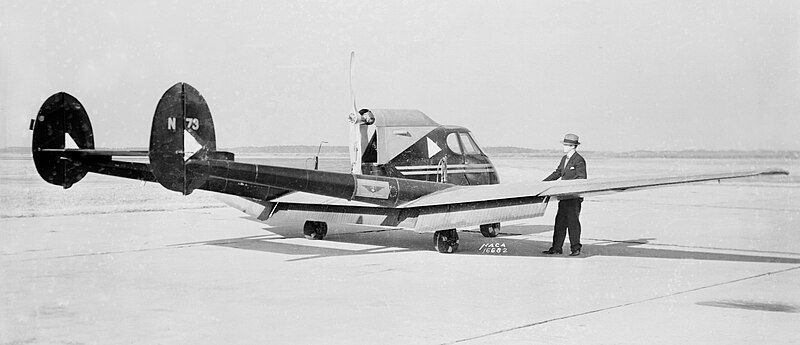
xmin=562 ymin=144 xmax=575 ymax=153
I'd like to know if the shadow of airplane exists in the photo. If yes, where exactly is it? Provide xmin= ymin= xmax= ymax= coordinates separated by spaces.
xmin=172 ymin=217 xmax=800 ymax=264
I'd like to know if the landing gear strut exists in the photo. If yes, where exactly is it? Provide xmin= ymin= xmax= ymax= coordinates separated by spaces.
xmin=433 ymin=229 xmax=459 ymax=253
xmin=480 ymin=223 xmax=500 ymax=238
xmin=303 ymin=221 xmax=328 ymax=240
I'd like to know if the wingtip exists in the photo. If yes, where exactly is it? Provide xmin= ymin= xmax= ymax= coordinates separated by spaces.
xmin=763 ymin=168 xmax=790 ymax=175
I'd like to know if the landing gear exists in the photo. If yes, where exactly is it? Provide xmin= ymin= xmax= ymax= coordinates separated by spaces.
xmin=480 ymin=223 xmax=500 ymax=238
xmin=303 ymin=221 xmax=328 ymax=240
xmin=433 ymin=229 xmax=459 ymax=253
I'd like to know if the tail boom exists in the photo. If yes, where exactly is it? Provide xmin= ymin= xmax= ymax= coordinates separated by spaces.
xmin=187 ymin=159 xmax=452 ymax=207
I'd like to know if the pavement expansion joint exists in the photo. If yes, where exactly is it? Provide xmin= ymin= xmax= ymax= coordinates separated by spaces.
xmin=445 ymin=265 xmax=800 ymax=344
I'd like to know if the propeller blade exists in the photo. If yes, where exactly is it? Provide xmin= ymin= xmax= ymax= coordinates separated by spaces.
xmin=348 ymin=51 xmax=361 ymax=174
xmin=349 ymin=51 xmax=357 ymax=114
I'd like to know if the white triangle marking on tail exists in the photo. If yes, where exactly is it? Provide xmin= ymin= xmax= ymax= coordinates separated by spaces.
xmin=65 ymin=135 xmax=79 ymax=149
xmin=184 ymin=130 xmax=202 ymax=161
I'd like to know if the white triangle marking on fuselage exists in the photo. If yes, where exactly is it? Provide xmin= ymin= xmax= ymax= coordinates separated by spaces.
xmin=427 ymin=137 xmax=441 ymax=158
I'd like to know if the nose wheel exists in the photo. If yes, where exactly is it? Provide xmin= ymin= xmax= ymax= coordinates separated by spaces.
xmin=303 ymin=221 xmax=328 ymax=240
xmin=433 ymin=229 xmax=459 ymax=253
xmin=480 ymin=223 xmax=500 ymax=237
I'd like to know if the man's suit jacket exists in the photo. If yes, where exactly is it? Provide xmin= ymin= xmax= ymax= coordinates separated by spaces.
xmin=543 ymin=152 xmax=587 ymax=181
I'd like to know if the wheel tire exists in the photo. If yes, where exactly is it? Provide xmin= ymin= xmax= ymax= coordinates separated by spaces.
xmin=480 ymin=223 xmax=500 ymax=238
xmin=314 ymin=222 xmax=328 ymax=240
xmin=303 ymin=221 xmax=315 ymax=239
xmin=433 ymin=229 xmax=459 ymax=253
xmin=303 ymin=221 xmax=327 ymax=240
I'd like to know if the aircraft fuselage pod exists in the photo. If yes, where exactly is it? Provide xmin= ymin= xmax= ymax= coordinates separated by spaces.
xmin=349 ymin=109 xmax=502 ymax=251
xmin=356 ymin=109 xmax=500 ymax=186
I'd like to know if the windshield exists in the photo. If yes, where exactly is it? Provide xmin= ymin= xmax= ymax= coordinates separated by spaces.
xmin=459 ymin=132 xmax=483 ymax=155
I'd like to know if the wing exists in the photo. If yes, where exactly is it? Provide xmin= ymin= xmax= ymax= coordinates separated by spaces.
xmin=536 ymin=169 xmax=789 ymax=199
xmin=400 ymin=168 xmax=789 ymax=208
xmin=385 ymin=168 xmax=788 ymax=232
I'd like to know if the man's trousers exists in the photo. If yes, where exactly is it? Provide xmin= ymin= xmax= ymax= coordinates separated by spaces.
xmin=552 ymin=198 xmax=583 ymax=252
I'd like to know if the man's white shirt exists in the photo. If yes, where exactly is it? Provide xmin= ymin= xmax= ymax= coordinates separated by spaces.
xmin=563 ymin=150 xmax=575 ymax=170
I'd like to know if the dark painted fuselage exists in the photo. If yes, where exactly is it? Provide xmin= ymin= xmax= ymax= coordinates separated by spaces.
xmin=361 ymin=126 xmax=499 ymax=186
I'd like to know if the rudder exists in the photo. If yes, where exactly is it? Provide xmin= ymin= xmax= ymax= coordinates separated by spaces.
xmin=31 ymin=92 xmax=95 ymax=188
xmin=149 ymin=82 xmax=217 ymax=194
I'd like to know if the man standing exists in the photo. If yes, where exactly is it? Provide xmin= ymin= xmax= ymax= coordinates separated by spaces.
xmin=542 ymin=133 xmax=587 ymax=256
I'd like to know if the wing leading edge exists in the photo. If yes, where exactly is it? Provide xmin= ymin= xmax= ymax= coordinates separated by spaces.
xmin=538 ymin=169 xmax=789 ymax=199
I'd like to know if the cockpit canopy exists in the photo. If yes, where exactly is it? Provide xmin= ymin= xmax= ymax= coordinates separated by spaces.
xmin=358 ymin=108 xmax=497 ymax=185
xmin=361 ymin=109 xmax=488 ymax=164
xmin=362 ymin=109 xmax=440 ymax=164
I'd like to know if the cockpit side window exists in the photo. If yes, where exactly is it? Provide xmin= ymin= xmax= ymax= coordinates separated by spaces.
xmin=459 ymin=133 xmax=481 ymax=155
xmin=446 ymin=133 xmax=462 ymax=154
xmin=362 ymin=132 xmax=377 ymax=163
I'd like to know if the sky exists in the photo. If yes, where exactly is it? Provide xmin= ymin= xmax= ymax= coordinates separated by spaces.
xmin=1 ymin=0 xmax=798 ymax=152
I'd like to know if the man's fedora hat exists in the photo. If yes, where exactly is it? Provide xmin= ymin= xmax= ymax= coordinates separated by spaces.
xmin=561 ymin=133 xmax=580 ymax=146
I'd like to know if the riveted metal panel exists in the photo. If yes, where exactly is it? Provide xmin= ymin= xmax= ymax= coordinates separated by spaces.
xmin=413 ymin=197 xmax=549 ymax=232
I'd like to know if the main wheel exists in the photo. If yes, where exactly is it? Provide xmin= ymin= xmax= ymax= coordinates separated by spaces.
xmin=480 ymin=223 xmax=500 ymax=238
xmin=433 ymin=229 xmax=459 ymax=253
xmin=303 ymin=221 xmax=328 ymax=240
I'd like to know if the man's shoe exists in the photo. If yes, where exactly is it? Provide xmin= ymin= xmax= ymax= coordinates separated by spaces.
xmin=542 ymin=249 xmax=563 ymax=255
xmin=569 ymin=249 xmax=581 ymax=256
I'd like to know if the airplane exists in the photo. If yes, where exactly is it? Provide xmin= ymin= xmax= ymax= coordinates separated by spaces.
xmin=30 ymin=81 xmax=788 ymax=253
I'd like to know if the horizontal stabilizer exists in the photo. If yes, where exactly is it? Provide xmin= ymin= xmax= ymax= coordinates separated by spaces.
xmin=38 ymin=148 xmax=150 ymax=157
xmin=31 ymin=91 xmax=167 ymax=188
